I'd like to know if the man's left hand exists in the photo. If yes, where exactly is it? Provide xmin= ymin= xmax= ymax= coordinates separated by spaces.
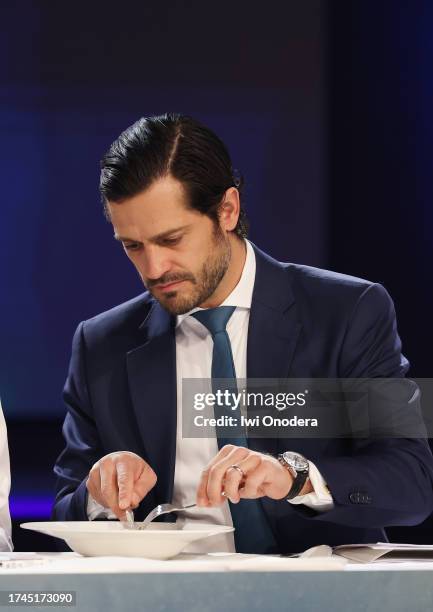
xmin=196 ymin=445 xmax=301 ymax=506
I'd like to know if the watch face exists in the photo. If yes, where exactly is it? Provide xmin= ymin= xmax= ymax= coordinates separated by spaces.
xmin=282 ymin=452 xmax=309 ymax=471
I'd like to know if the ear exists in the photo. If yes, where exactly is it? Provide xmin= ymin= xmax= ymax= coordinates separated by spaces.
xmin=218 ymin=187 xmax=240 ymax=232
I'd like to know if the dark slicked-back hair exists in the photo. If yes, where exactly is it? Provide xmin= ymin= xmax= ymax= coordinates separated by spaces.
xmin=100 ymin=113 xmax=248 ymax=238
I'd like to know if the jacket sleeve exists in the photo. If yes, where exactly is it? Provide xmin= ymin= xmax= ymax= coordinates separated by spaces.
xmin=52 ymin=321 xmax=103 ymax=521
xmin=287 ymin=283 xmax=433 ymax=528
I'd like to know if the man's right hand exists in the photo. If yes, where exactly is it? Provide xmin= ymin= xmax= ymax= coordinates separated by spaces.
xmin=86 ymin=451 xmax=157 ymax=520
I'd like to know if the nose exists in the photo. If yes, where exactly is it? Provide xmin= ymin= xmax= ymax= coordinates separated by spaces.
xmin=139 ymin=245 xmax=171 ymax=283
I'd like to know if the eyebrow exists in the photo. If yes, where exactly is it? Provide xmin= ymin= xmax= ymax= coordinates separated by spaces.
xmin=114 ymin=224 xmax=191 ymax=244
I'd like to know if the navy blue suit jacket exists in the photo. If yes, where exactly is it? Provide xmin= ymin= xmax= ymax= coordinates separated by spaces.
xmin=53 ymin=243 xmax=433 ymax=553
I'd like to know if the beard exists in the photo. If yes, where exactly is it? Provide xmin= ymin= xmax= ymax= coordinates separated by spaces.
xmin=146 ymin=226 xmax=232 ymax=315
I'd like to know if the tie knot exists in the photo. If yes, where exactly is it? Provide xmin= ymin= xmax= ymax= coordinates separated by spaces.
xmin=191 ymin=306 xmax=236 ymax=337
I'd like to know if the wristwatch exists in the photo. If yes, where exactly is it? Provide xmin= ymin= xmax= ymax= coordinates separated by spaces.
xmin=277 ymin=451 xmax=310 ymax=500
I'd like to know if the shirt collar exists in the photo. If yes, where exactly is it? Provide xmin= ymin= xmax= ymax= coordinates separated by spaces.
xmin=176 ymin=239 xmax=256 ymax=328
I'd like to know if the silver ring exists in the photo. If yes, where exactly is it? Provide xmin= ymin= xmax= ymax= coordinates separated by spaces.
xmin=228 ymin=464 xmax=245 ymax=478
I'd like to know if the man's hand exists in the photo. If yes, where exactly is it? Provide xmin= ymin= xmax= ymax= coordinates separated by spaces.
xmin=86 ymin=451 xmax=157 ymax=519
xmin=196 ymin=445 xmax=307 ymax=507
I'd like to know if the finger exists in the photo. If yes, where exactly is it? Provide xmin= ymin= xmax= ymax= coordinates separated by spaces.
xmin=99 ymin=460 xmax=123 ymax=517
xmin=196 ymin=467 xmax=212 ymax=507
xmin=206 ymin=447 xmax=249 ymax=505
xmin=130 ymin=492 xmax=141 ymax=508
xmin=217 ymin=444 xmax=239 ymax=459
xmin=132 ymin=463 xmax=157 ymax=502
xmin=239 ymin=464 xmax=268 ymax=499
xmin=86 ymin=464 xmax=103 ymax=504
xmin=116 ymin=460 xmax=135 ymax=510
xmin=223 ymin=454 xmax=261 ymax=502
xmin=234 ymin=452 xmax=263 ymax=474
xmin=222 ymin=466 xmax=244 ymax=503
xmin=196 ymin=445 xmax=243 ymax=507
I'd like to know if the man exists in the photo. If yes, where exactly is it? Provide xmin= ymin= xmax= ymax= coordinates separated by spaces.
xmin=53 ymin=113 xmax=433 ymax=554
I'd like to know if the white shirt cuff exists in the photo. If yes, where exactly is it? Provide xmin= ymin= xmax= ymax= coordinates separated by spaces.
xmin=86 ymin=493 xmax=117 ymax=521
xmin=287 ymin=460 xmax=334 ymax=512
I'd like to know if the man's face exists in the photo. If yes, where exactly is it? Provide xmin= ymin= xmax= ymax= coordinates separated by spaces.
xmin=107 ymin=176 xmax=232 ymax=315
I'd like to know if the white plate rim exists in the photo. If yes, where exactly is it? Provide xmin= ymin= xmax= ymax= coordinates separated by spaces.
xmin=20 ymin=521 xmax=235 ymax=536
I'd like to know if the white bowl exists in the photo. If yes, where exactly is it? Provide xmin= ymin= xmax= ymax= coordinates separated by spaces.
xmin=21 ymin=521 xmax=234 ymax=559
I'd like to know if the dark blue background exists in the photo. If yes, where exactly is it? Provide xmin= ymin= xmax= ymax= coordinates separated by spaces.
xmin=1 ymin=1 xmax=432 ymax=549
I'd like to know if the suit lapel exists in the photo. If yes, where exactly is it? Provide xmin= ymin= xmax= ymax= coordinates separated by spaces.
xmin=248 ymin=243 xmax=301 ymax=380
xmin=126 ymin=301 xmax=177 ymax=503
xmin=247 ymin=244 xmax=302 ymax=454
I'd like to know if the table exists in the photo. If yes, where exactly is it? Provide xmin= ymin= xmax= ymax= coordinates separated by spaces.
xmin=1 ymin=553 xmax=433 ymax=611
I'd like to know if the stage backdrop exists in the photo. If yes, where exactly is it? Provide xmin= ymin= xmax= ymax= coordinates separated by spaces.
xmin=1 ymin=1 xmax=327 ymax=550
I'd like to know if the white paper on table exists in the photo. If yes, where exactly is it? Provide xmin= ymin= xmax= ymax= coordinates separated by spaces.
xmin=0 ymin=553 xmax=54 ymax=569
xmin=0 ymin=552 xmax=346 ymax=574
xmin=333 ymin=542 xmax=433 ymax=563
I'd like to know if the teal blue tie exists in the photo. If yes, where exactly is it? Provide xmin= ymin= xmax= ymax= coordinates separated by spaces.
xmin=191 ymin=306 xmax=277 ymax=553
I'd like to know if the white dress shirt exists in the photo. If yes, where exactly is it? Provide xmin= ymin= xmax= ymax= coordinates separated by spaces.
xmin=88 ymin=240 xmax=334 ymax=550
xmin=0 ymin=401 xmax=12 ymax=552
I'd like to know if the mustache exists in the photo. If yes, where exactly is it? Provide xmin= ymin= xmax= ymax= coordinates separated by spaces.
xmin=147 ymin=273 xmax=196 ymax=289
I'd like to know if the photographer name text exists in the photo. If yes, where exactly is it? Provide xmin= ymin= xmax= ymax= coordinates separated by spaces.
xmin=193 ymin=415 xmax=318 ymax=428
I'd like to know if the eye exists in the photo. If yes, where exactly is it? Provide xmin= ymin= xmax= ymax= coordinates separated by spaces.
xmin=123 ymin=242 xmax=142 ymax=252
xmin=160 ymin=235 xmax=182 ymax=246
